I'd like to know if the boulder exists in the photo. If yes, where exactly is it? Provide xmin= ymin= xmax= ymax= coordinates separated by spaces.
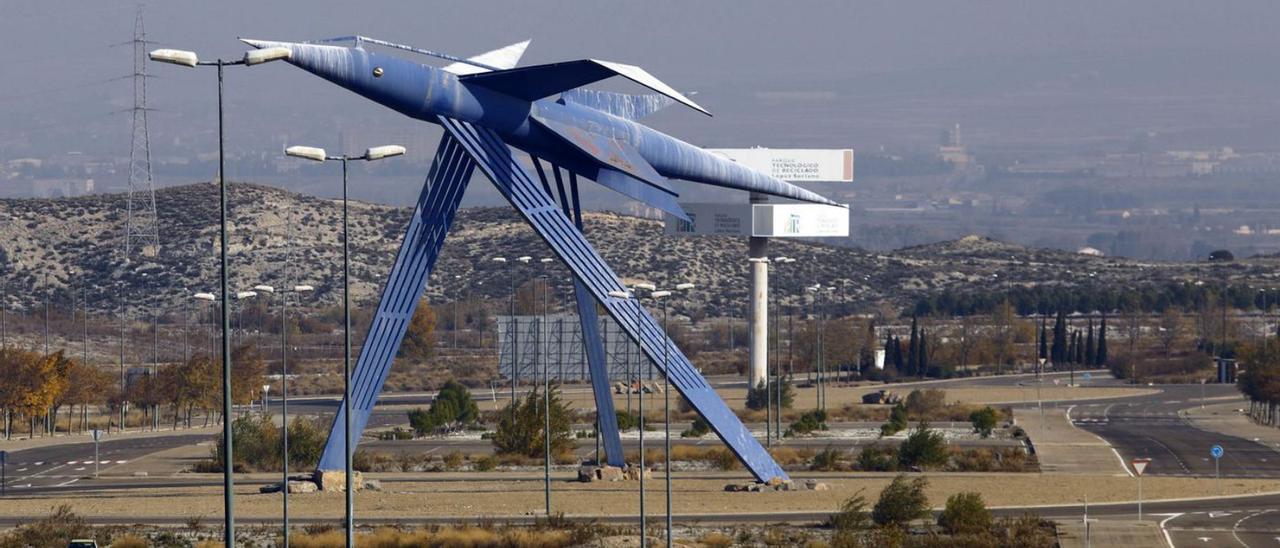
xmin=623 ymin=465 xmax=652 ymax=481
xmin=577 ymin=466 xmax=599 ymax=483
xmin=364 ymin=479 xmax=383 ymax=492
xmin=314 ymin=469 xmax=364 ymax=492
xmin=597 ymin=465 xmax=625 ymax=482
xmin=766 ymin=476 xmax=786 ymax=487
xmin=259 ymin=483 xmax=283 ymax=494
xmin=288 ymin=480 xmax=318 ymax=494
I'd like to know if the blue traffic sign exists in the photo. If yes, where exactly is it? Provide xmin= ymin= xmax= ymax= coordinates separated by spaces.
xmin=1211 ymin=445 xmax=1224 ymax=459
xmin=1082 ymin=372 xmax=1093 ymax=382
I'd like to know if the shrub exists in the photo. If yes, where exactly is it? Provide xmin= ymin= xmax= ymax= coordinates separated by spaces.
xmin=745 ymin=376 xmax=795 ymax=411
xmin=615 ymin=410 xmax=641 ymax=431
xmin=871 ymin=475 xmax=930 ymax=528
xmin=0 ymin=505 xmax=94 ymax=548
xmin=205 ymin=415 xmax=326 ymax=472
xmin=491 ymin=384 xmax=574 ymax=458
xmin=474 ymin=454 xmax=498 ymax=471
xmin=898 ymin=422 xmax=949 ymax=470
xmin=880 ymin=403 xmax=909 ymax=437
xmin=855 ymin=446 xmax=897 ymax=472
xmin=442 ymin=451 xmax=464 ymax=471
xmin=938 ymin=492 xmax=992 ymax=535
xmin=905 ymin=388 xmax=946 ymax=418
xmin=969 ymin=406 xmax=999 ymax=438
xmin=408 ymin=380 xmax=480 ymax=436
xmin=787 ymin=409 xmax=828 ymax=437
xmin=810 ymin=446 xmax=843 ymax=471
xmin=829 ymin=489 xmax=871 ymax=533
xmin=681 ymin=416 xmax=710 ymax=438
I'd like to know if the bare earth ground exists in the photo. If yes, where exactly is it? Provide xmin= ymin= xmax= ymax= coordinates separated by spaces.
xmin=2 ymin=472 xmax=1276 ymax=522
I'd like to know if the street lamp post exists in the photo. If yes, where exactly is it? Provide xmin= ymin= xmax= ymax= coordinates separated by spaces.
xmin=608 ymin=288 xmax=646 ymax=544
xmin=643 ymin=282 xmax=693 ymax=548
xmin=286 ymin=143 xmax=406 ymax=547
xmin=151 ymin=45 xmax=290 ymax=545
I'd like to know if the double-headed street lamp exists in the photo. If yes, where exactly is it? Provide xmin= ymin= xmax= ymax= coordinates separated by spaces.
xmin=286 ymin=143 xmax=405 ymax=547
xmin=250 ymin=282 xmax=312 ymax=546
xmin=641 ymin=282 xmax=694 ymax=548
xmin=152 ymin=44 xmax=290 ymax=546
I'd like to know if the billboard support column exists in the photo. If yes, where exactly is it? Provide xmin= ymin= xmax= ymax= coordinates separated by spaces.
xmin=748 ymin=193 xmax=769 ymax=391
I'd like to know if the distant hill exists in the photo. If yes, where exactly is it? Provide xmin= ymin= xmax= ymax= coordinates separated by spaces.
xmin=0 ymin=183 xmax=1273 ymax=318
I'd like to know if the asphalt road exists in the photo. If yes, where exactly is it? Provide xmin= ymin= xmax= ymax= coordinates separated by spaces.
xmin=0 ymin=434 xmax=207 ymax=492
xmin=1066 ymin=384 xmax=1280 ymax=478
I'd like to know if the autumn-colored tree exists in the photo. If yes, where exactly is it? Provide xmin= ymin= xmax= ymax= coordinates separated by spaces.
xmin=398 ymin=300 xmax=437 ymax=362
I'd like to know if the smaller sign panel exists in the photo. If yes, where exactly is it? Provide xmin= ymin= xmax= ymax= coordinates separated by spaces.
xmin=664 ymin=203 xmax=751 ymax=236
xmin=1211 ymin=445 xmax=1224 ymax=459
xmin=91 ymin=429 xmax=103 ymax=442
xmin=1082 ymin=372 xmax=1093 ymax=382
xmin=751 ymin=203 xmax=850 ymax=238
xmin=0 ymin=450 xmax=6 ymax=463
xmin=1131 ymin=458 xmax=1151 ymax=476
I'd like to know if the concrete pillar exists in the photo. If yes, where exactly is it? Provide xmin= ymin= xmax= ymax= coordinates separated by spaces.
xmin=748 ymin=192 xmax=769 ymax=390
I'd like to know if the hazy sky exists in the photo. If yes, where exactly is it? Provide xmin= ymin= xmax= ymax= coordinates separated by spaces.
xmin=3 ymin=1 xmax=1279 ymax=202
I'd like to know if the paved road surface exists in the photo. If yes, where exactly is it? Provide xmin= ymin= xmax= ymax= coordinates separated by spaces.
xmin=1066 ymin=384 xmax=1280 ymax=478
xmin=0 ymin=434 xmax=207 ymax=492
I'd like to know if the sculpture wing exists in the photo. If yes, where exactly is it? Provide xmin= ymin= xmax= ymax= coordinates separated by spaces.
xmin=460 ymin=59 xmax=709 ymax=116
xmin=442 ymin=40 xmax=530 ymax=75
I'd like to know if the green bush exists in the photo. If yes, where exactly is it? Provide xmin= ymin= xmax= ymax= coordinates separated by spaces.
xmin=871 ymin=474 xmax=930 ymax=528
xmin=408 ymin=380 xmax=480 ymax=436
xmin=0 ymin=504 xmax=96 ymax=548
xmin=897 ymin=422 xmax=949 ymax=470
xmin=681 ymin=416 xmax=710 ymax=438
xmin=855 ymin=446 xmax=897 ymax=472
xmin=880 ymin=403 xmax=909 ymax=437
xmin=810 ymin=446 xmax=843 ymax=471
xmin=787 ymin=409 xmax=828 ymax=437
xmin=745 ymin=376 xmax=795 ymax=411
xmin=206 ymin=414 xmax=326 ymax=472
xmin=969 ymin=406 xmax=999 ymax=438
xmin=491 ymin=384 xmax=574 ymax=458
xmin=615 ymin=410 xmax=642 ymax=431
xmin=938 ymin=492 xmax=992 ymax=535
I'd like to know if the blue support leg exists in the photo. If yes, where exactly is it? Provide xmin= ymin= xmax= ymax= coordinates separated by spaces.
xmin=439 ymin=116 xmax=787 ymax=482
xmin=317 ymin=134 xmax=475 ymax=470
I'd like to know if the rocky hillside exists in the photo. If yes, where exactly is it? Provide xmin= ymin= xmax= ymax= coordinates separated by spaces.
xmin=0 ymin=183 xmax=1274 ymax=317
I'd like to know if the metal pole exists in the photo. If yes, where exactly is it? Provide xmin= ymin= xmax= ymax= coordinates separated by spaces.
xmin=637 ymin=297 xmax=646 ymax=546
xmin=119 ymin=282 xmax=126 ymax=434
xmin=510 ymin=264 xmax=517 ymax=408
xmin=152 ymin=311 xmax=158 ymax=431
xmin=542 ymin=278 xmax=550 ymax=516
xmin=341 ymin=157 xmax=353 ymax=548
xmin=217 ymin=60 xmax=235 ymax=547
xmin=282 ymin=215 xmax=292 ymax=546
xmin=1137 ymin=473 xmax=1142 ymax=521
xmin=662 ymin=299 xmax=672 ymax=548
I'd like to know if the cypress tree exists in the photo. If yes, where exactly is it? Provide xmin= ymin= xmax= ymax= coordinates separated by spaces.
xmin=1085 ymin=319 xmax=1096 ymax=366
xmin=1051 ymin=310 xmax=1067 ymax=364
xmin=1067 ymin=331 xmax=1077 ymax=364
xmin=892 ymin=336 xmax=905 ymax=372
xmin=1097 ymin=314 xmax=1109 ymax=365
xmin=918 ymin=328 xmax=929 ymax=378
xmin=907 ymin=316 xmax=920 ymax=377
xmin=1075 ymin=330 xmax=1085 ymax=363
xmin=1038 ymin=316 xmax=1048 ymax=363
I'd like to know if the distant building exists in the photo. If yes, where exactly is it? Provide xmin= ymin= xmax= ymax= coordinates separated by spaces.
xmin=1077 ymin=246 xmax=1104 ymax=256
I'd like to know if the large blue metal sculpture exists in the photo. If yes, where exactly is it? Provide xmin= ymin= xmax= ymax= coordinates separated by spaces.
xmin=244 ymin=36 xmax=841 ymax=482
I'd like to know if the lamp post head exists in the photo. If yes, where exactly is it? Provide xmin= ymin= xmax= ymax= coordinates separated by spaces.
xmin=193 ymin=292 xmax=216 ymax=302
xmin=675 ymin=283 xmax=695 ymax=291
xmin=243 ymin=46 xmax=291 ymax=66
xmin=235 ymin=291 xmax=258 ymax=300
xmin=634 ymin=282 xmax=656 ymax=292
xmin=149 ymin=48 xmax=199 ymax=67
xmin=364 ymin=145 xmax=406 ymax=161
xmin=517 ymin=256 xmax=532 ymax=263
xmin=285 ymin=145 xmax=328 ymax=162
xmin=650 ymin=290 xmax=672 ymax=298
xmin=491 ymin=257 xmax=507 ymax=263
xmin=607 ymin=290 xmax=631 ymax=299
xmin=293 ymin=285 xmax=315 ymax=292
xmin=253 ymin=285 xmax=275 ymax=294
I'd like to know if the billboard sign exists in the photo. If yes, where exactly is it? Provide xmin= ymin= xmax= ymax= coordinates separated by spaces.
xmin=709 ymin=148 xmax=854 ymax=182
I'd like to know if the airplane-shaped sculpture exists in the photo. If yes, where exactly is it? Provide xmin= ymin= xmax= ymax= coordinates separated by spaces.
xmin=241 ymin=36 xmax=842 ymax=482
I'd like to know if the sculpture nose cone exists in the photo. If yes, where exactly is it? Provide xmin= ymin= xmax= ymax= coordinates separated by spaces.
xmin=239 ymin=38 xmax=359 ymax=85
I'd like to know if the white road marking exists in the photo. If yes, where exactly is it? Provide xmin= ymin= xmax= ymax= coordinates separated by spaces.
xmin=1231 ymin=509 xmax=1273 ymax=548
xmin=115 ymin=460 xmax=127 ymax=464
xmin=16 ymin=468 xmax=27 ymax=472
xmin=74 ymin=467 xmax=85 ymax=471
xmin=1157 ymin=513 xmax=1183 ymax=548
xmin=55 ymin=478 xmax=79 ymax=488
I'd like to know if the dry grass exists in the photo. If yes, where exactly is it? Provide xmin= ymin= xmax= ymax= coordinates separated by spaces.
xmin=288 ymin=526 xmax=572 ymax=548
